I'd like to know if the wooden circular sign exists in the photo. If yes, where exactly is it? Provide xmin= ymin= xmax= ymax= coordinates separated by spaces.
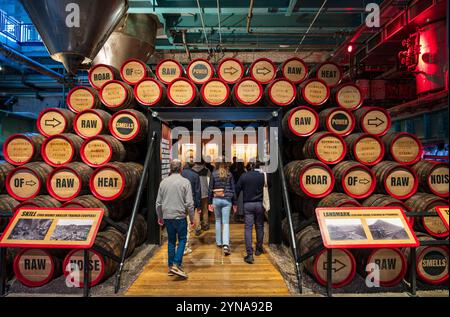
xmin=353 ymin=135 xmax=384 ymax=166
xmin=416 ymin=246 xmax=449 ymax=284
xmin=281 ymin=57 xmax=308 ymax=84
xmin=314 ymin=134 xmax=346 ymax=164
xmin=67 ymin=86 xmax=98 ymax=113
xmin=384 ymin=167 xmax=417 ymax=200
xmin=427 ymin=165 xmax=449 ymax=197
xmin=267 ymin=79 xmax=296 ymax=106
xmin=7 ymin=168 xmax=41 ymax=201
xmin=314 ymin=249 xmax=355 ymax=287
xmin=42 ymin=136 xmax=75 ymax=167
xmin=201 ymin=79 xmax=230 ymax=106
xmin=300 ymin=165 xmax=334 ymax=198
xmin=37 ymin=109 xmax=71 ymax=137
xmin=300 ymin=79 xmax=330 ymax=106
xmin=366 ymin=248 xmax=407 ymax=287
xmin=88 ymin=64 xmax=118 ymax=90
xmin=316 ymin=62 xmax=342 ymax=87
xmin=234 ymin=78 xmax=263 ymax=105
xmin=167 ymin=78 xmax=197 ymax=106
xmin=187 ymin=58 xmax=214 ymax=85
xmin=323 ymin=108 xmax=355 ymax=136
xmin=3 ymin=134 xmax=42 ymax=166
xmin=90 ymin=165 xmax=125 ymax=200
xmin=356 ymin=107 xmax=391 ymax=136
xmin=74 ymin=110 xmax=109 ymax=139
xmin=287 ymin=107 xmax=319 ymax=137
xmin=217 ymin=58 xmax=244 ymax=84
xmin=81 ymin=138 xmax=113 ymax=167
xmin=63 ymin=249 xmax=105 ymax=287
xmin=388 ymin=133 xmax=422 ymax=165
xmin=343 ymin=166 xmax=375 ymax=199
xmin=335 ymin=83 xmax=363 ymax=110
xmin=155 ymin=59 xmax=183 ymax=84
xmin=120 ymin=59 xmax=148 ymax=85
xmin=134 ymin=78 xmax=164 ymax=107
xmin=249 ymin=58 xmax=276 ymax=84
xmin=110 ymin=111 xmax=142 ymax=141
xmin=47 ymin=167 xmax=82 ymax=201
xmin=100 ymin=81 xmax=128 ymax=109
xmin=14 ymin=248 xmax=57 ymax=287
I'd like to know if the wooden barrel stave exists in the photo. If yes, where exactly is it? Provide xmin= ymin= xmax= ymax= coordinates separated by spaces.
xmin=372 ymin=161 xmax=418 ymax=200
xmin=3 ymin=133 xmax=45 ymax=166
xmin=297 ymin=79 xmax=330 ymax=107
xmin=302 ymin=193 xmax=360 ymax=219
xmin=66 ymin=86 xmax=102 ymax=113
xmin=303 ymin=132 xmax=347 ymax=165
xmin=0 ymin=161 xmax=15 ymax=192
xmin=100 ymin=80 xmax=136 ymax=112
xmin=134 ymin=77 xmax=167 ymax=107
xmin=411 ymin=160 xmax=449 ymax=198
xmin=81 ymin=135 xmax=126 ymax=167
xmin=47 ymin=162 xmax=93 ymax=201
xmin=332 ymin=161 xmax=376 ymax=199
xmin=382 ymin=132 xmax=423 ymax=165
xmin=74 ymin=109 xmax=111 ymax=139
xmin=37 ymin=108 xmax=75 ymax=137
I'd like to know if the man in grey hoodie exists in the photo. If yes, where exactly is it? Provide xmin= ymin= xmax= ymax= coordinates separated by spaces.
xmin=156 ymin=159 xmax=195 ymax=279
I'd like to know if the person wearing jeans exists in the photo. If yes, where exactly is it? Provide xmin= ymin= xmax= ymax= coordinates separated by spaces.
xmin=156 ymin=159 xmax=195 ymax=279
xmin=208 ymin=161 xmax=236 ymax=255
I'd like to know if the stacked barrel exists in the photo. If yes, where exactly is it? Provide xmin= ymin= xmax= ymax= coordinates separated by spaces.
xmin=0 ymin=58 xmax=154 ymax=288
xmin=280 ymin=60 xmax=449 ymax=288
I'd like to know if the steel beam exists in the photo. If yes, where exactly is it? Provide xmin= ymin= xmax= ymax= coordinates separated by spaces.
xmin=286 ymin=0 xmax=299 ymax=16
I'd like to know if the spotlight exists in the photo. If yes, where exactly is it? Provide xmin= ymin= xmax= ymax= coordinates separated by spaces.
xmin=347 ymin=44 xmax=354 ymax=54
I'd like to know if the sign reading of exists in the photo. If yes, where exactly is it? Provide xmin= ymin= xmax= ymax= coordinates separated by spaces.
xmin=316 ymin=207 xmax=419 ymax=249
xmin=0 ymin=208 xmax=104 ymax=248
xmin=435 ymin=206 xmax=449 ymax=230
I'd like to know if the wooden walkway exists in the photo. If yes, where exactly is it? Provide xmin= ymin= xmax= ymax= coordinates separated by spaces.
xmin=126 ymin=224 xmax=290 ymax=296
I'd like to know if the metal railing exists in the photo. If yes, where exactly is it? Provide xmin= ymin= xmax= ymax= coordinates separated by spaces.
xmin=0 ymin=10 xmax=41 ymax=43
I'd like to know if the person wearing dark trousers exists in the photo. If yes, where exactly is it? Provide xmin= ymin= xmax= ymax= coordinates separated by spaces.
xmin=156 ymin=159 xmax=195 ymax=279
xmin=235 ymin=161 xmax=270 ymax=264
xmin=181 ymin=160 xmax=202 ymax=254
xmin=192 ymin=160 xmax=211 ymax=235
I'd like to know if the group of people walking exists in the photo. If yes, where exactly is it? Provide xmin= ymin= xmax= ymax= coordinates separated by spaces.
xmin=156 ymin=157 xmax=270 ymax=279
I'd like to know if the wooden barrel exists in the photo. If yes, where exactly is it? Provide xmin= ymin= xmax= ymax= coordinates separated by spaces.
xmin=66 ymin=86 xmax=102 ymax=113
xmin=382 ymin=132 xmax=423 ymax=165
xmin=74 ymin=109 xmax=111 ymax=139
xmin=41 ymin=133 xmax=83 ymax=167
xmin=13 ymin=248 xmax=62 ymax=287
xmin=297 ymin=78 xmax=330 ymax=107
xmin=281 ymin=212 xmax=305 ymax=246
xmin=217 ymin=58 xmax=245 ymax=85
xmin=17 ymin=195 xmax=61 ymax=209
xmin=88 ymin=64 xmax=120 ymax=90
xmin=303 ymin=132 xmax=347 ymax=165
xmin=90 ymin=162 xmax=143 ymax=201
xmin=200 ymin=78 xmax=231 ymax=107
xmin=100 ymin=80 xmax=136 ymax=112
xmin=314 ymin=62 xmax=343 ymax=88
xmin=352 ymin=248 xmax=407 ymax=287
xmin=109 ymin=109 xmax=148 ymax=143
xmin=231 ymin=77 xmax=263 ymax=107
xmin=331 ymin=83 xmax=363 ymax=110
xmin=0 ymin=248 xmax=15 ymax=280
xmin=354 ymin=107 xmax=391 ymax=136
xmin=302 ymin=193 xmax=360 ymax=219
xmin=332 ymin=161 xmax=376 ymax=199
xmin=319 ymin=107 xmax=355 ymax=136
xmin=63 ymin=195 xmax=131 ymax=222
xmin=6 ymin=162 xmax=53 ymax=201
xmin=403 ymin=232 xmax=449 ymax=285
xmin=405 ymin=193 xmax=449 ymax=238
xmin=345 ymin=133 xmax=385 ymax=166
xmin=134 ymin=77 xmax=167 ymax=107
xmin=264 ymin=78 xmax=297 ymax=107
xmin=281 ymin=106 xmax=319 ymax=139
xmin=296 ymin=225 xmax=356 ymax=288
xmin=167 ymin=78 xmax=199 ymax=107
xmin=80 ymin=135 xmax=126 ymax=168
xmin=372 ymin=161 xmax=418 ymax=200
xmin=247 ymin=58 xmax=277 ymax=85
xmin=47 ymin=163 xmax=93 ymax=201
xmin=0 ymin=161 xmax=15 ymax=192
xmin=363 ymin=194 xmax=413 ymax=225
xmin=279 ymin=57 xmax=308 ymax=84
xmin=187 ymin=58 xmax=215 ymax=85
xmin=3 ymin=133 xmax=45 ymax=166
xmin=284 ymin=159 xmax=335 ymax=198
xmin=0 ymin=195 xmax=19 ymax=232
xmin=411 ymin=160 xmax=449 ymax=198
xmin=155 ymin=59 xmax=185 ymax=85
xmin=114 ymin=213 xmax=148 ymax=256
xmin=37 ymin=108 xmax=75 ymax=137
xmin=120 ymin=58 xmax=152 ymax=85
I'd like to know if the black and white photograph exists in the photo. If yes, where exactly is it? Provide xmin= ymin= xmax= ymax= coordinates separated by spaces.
xmin=325 ymin=219 xmax=368 ymax=241
xmin=50 ymin=219 xmax=93 ymax=241
xmin=367 ymin=218 xmax=410 ymax=240
xmin=7 ymin=219 xmax=53 ymax=241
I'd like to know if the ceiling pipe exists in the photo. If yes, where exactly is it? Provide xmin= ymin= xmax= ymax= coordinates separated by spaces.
xmin=0 ymin=43 xmax=66 ymax=83
xmin=294 ymin=0 xmax=327 ymax=53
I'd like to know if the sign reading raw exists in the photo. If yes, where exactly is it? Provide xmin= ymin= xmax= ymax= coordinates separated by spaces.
xmin=316 ymin=207 xmax=418 ymax=249
xmin=435 ymin=206 xmax=449 ymax=230
xmin=0 ymin=208 xmax=104 ymax=248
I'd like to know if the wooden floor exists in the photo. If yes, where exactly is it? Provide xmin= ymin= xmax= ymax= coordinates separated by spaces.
xmin=126 ymin=223 xmax=290 ymax=296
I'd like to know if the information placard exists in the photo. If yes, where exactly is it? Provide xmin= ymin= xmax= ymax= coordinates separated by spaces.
xmin=435 ymin=206 xmax=449 ymax=230
xmin=316 ymin=207 xmax=419 ymax=249
xmin=0 ymin=207 xmax=104 ymax=249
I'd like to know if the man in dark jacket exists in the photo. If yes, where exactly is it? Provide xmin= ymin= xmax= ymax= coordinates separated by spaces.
xmin=181 ymin=160 xmax=201 ymax=254
xmin=235 ymin=161 xmax=270 ymax=264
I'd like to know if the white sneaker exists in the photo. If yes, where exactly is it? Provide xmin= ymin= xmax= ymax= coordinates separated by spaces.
xmin=183 ymin=247 xmax=193 ymax=255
